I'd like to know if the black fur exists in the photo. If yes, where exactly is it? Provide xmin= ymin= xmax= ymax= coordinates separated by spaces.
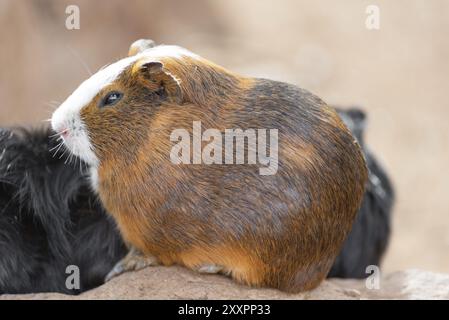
xmin=0 ymin=128 xmax=126 ymax=294
xmin=0 ymin=107 xmax=393 ymax=294
xmin=328 ymin=108 xmax=394 ymax=278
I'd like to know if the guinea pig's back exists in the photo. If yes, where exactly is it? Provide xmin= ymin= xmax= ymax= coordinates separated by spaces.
xmin=219 ymin=78 xmax=369 ymax=290
xmin=173 ymin=78 xmax=368 ymax=291
xmin=108 ymin=76 xmax=367 ymax=292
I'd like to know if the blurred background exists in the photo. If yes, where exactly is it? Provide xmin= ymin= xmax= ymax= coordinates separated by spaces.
xmin=0 ymin=0 xmax=448 ymax=275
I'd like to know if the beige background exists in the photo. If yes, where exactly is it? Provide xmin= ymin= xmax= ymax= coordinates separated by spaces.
xmin=0 ymin=0 xmax=448 ymax=274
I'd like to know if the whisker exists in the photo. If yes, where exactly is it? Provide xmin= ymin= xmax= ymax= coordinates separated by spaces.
xmin=43 ymin=101 xmax=61 ymax=112
xmin=52 ymin=142 xmax=64 ymax=158
xmin=59 ymin=148 xmax=68 ymax=159
xmin=64 ymin=153 xmax=71 ymax=165
xmin=78 ymin=157 xmax=85 ymax=174
xmin=49 ymin=129 xmax=68 ymax=138
xmin=67 ymin=45 xmax=93 ymax=76
xmin=49 ymin=132 xmax=61 ymax=138
xmin=49 ymin=141 xmax=63 ymax=152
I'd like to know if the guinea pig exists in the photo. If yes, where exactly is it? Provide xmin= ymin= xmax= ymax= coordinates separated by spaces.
xmin=0 ymin=108 xmax=391 ymax=294
xmin=51 ymin=39 xmax=368 ymax=292
xmin=0 ymin=109 xmax=387 ymax=294
xmin=329 ymin=108 xmax=394 ymax=278
xmin=0 ymin=127 xmax=126 ymax=294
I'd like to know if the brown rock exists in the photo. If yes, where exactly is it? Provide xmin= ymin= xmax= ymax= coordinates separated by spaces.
xmin=1 ymin=267 xmax=448 ymax=300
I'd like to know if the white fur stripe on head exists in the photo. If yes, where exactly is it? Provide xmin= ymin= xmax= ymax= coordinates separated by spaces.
xmin=52 ymin=45 xmax=198 ymax=132
xmin=51 ymin=44 xmax=199 ymax=167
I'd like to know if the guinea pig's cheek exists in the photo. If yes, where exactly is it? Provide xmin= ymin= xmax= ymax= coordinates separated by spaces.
xmin=73 ymin=117 xmax=99 ymax=167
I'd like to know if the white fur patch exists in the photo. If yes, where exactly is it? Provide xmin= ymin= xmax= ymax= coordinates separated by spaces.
xmin=51 ymin=55 xmax=137 ymax=133
xmin=51 ymin=44 xmax=198 ymax=168
xmin=89 ymin=166 xmax=99 ymax=192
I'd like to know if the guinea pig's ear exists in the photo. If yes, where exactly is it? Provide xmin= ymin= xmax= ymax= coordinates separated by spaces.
xmin=133 ymin=59 xmax=183 ymax=104
xmin=128 ymin=39 xmax=156 ymax=57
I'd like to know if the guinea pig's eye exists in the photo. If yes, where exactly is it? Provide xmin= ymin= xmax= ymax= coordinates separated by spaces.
xmin=100 ymin=91 xmax=123 ymax=108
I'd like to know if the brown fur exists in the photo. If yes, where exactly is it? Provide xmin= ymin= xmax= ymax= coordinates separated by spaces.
xmin=79 ymin=45 xmax=367 ymax=292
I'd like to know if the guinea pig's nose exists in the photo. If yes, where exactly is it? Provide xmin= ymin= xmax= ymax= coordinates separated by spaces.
xmin=60 ymin=128 xmax=69 ymax=138
xmin=62 ymin=129 xmax=69 ymax=138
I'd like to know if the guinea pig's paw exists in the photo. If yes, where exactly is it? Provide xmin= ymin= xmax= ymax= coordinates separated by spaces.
xmin=105 ymin=247 xmax=159 ymax=282
xmin=195 ymin=264 xmax=225 ymax=274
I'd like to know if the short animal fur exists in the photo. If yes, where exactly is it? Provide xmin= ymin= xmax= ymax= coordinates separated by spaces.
xmin=51 ymin=40 xmax=368 ymax=292
xmin=0 ymin=109 xmax=392 ymax=294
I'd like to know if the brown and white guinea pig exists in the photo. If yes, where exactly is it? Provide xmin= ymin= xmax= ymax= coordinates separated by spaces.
xmin=51 ymin=39 xmax=367 ymax=292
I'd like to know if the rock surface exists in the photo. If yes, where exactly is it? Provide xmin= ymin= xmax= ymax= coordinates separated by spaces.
xmin=1 ymin=267 xmax=448 ymax=300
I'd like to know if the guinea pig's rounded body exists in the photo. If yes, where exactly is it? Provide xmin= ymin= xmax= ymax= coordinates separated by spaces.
xmin=52 ymin=41 xmax=367 ymax=292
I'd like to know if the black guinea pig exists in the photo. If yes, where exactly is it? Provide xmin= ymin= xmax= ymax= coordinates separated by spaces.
xmin=0 ymin=127 xmax=126 ymax=295
xmin=329 ymin=108 xmax=394 ymax=278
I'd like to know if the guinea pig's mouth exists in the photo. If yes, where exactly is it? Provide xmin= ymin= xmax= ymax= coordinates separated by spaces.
xmin=51 ymin=112 xmax=99 ymax=168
